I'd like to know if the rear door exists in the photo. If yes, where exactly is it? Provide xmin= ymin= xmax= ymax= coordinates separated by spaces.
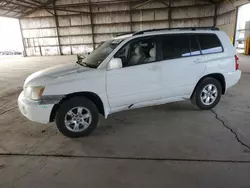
xmin=159 ymin=34 xmax=206 ymax=98
xmin=196 ymin=34 xmax=225 ymax=72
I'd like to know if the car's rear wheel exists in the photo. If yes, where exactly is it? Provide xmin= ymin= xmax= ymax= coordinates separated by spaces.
xmin=191 ymin=77 xmax=222 ymax=110
xmin=56 ymin=97 xmax=99 ymax=138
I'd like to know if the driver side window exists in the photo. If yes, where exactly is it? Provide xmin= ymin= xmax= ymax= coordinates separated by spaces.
xmin=115 ymin=37 xmax=156 ymax=67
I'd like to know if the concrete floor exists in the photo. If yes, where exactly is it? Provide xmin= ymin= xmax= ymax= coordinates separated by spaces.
xmin=0 ymin=54 xmax=250 ymax=187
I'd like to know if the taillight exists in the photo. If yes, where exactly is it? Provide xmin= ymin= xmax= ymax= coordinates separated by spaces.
xmin=235 ymin=55 xmax=239 ymax=70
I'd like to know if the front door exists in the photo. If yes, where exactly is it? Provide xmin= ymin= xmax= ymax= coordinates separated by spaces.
xmin=106 ymin=37 xmax=162 ymax=113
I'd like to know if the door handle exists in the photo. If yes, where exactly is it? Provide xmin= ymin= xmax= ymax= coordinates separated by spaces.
xmin=193 ymin=58 xmax=203 ymax=64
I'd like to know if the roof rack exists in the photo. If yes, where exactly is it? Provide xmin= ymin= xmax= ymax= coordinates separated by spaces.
xmin=133 ymin=27 xmax=219 ymax=36
xmin=115 ymin=32 xmax=134 ymax=37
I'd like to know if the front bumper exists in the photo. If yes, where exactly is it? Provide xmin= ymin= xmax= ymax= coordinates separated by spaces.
xmin=18 ymin=91 xmax=54 ymax=124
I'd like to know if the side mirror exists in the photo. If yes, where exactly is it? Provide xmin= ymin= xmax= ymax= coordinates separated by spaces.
xmin=107 ymin=58 xmax=123 ymax=70
xmin=77 ymin=54 xmax=85 ymax=61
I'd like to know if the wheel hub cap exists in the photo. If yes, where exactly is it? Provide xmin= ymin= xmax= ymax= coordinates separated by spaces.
xmin=64 ymin=107 xmax=92 ymax=132
xmin=200 ymin=84 xmax=218 ymax=106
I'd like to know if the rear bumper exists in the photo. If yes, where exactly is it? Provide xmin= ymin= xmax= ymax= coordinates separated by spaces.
xmin=224 ymin=70 xmax=241 ymax=91
xmin=18 ymin=91 xmax=54 ymax=124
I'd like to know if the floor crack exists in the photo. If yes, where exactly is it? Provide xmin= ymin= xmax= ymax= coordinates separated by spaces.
xmin=1 ymin=152 xmax=250 ymax=163
xmin=211 ymin=109 xmax=250 ymax=151
xmin=0 ymin=106 xmax=18 ymax=116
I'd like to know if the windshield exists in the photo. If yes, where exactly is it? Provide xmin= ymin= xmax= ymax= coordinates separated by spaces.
xmin=80 ymin=39 xmax=123 ymax=68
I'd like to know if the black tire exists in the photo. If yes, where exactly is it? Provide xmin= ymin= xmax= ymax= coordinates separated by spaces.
xmin=191 ymin=77 xmax=222 ymax=110
xmin=55 ymin=97 xmax=99 ymax=138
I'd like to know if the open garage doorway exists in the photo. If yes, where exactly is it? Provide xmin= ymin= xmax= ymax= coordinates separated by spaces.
xmin=0 ymin=17 xmax=23 ymax=56
xmin=235 ymin=3 xmax=250 ymax=54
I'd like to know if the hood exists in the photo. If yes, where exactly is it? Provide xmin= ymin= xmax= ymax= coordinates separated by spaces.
xmin=24 ymin=63 xmax=90 ymax=86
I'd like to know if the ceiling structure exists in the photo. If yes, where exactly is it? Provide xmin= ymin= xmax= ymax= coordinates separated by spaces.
xmin=0 ymin=0 xmax=53 ymax=18
xmin=0 ymin=0 xmax=227 ymax=19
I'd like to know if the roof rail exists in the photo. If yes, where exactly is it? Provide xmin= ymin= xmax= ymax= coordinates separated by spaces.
xmin=116 ymin=32 xmax=134 ymax=37
xmin=133 ymin=27 xmax=219 ymax=36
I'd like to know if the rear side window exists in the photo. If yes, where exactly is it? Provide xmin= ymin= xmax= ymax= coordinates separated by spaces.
xmin=197 ymin=34 xmax=223 ymax=54
xmin=161 ymin=35 xmax=191 ymax=60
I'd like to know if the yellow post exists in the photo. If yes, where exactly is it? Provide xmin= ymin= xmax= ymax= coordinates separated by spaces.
xmin=245 ymin=37 xmax=250 ymax=55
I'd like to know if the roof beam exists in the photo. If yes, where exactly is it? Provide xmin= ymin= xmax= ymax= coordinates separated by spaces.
xmin=45 ymin=0 xmax=140 ymax=8
xmin=131 ymin=0 xmax=155 ymax=9
xmin=18 ymin=0 xmax=42 ymax=7
xmin=158 ymin=0 xmax=170 ymax=7
xmin=4 ymin=1 xmax=35 ymax=8
xmin=1 ymin=6 xmax=23 ymax=14
xmin=46 ymin=7 xmax=89 ymax=14
xmin=225 ymin=0 xmax=234 ymax=5
xmin=20 ymin=0 xmax=54 ymax=17
xmin=27 ymin=0 xmax=43 ymax=4
xmin=0 ymin=0 xmax=13 ymax=8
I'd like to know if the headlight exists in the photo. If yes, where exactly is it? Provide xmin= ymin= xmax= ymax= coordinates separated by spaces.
xmin=24 ymin=86 xmax=45 ymax=100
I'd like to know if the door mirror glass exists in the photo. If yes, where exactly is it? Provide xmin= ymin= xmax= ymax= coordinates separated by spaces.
xmin=107 ymin=58 xmax=123 ymax=70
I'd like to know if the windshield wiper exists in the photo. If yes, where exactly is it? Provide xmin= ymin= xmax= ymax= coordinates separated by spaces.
xmin=80 ymin=62 xmax=88 ymax=67
xmin=84 ymin=63 xmax=97 ymax=68
xmin=76 ymin=61 xmax=97 ymax=68
xmin=76 ymin=60 xmax=87 ymax=67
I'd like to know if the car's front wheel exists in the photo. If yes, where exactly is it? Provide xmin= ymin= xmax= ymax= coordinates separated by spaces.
xmin=191 ymin=77 xmax=222 ymax=110
xmin=55 ymin=97 xmax=99 ymax=138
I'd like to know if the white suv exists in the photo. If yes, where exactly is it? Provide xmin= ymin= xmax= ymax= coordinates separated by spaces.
xmin=18 ymin=27 xmax=241 ymax=138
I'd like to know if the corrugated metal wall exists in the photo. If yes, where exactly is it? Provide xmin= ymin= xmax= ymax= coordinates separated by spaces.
xmin=216 ymin=0 xmax=236 ymax=39
xmin=19 ymin=0 xmax=238 ymax=56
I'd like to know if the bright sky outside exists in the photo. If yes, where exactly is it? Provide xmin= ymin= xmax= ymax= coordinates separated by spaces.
xmin=0 ymin=17 xmax=23 ymax=51
xmin=238 ymin=3 xmax=250 ymax=29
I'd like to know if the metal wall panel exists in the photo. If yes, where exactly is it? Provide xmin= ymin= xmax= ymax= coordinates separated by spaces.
xmin=59 ymin=26 xmax=92 ymax=35
xmin=41 ymin=46 xmax=60 ymax=56
xmin=71 ymin=44 xmax=93 ymax=54
xmin=23 ymin=28 xmax=57 ymax=38
xmin=132 ymin=22 xmax=169 ymax=31
xmin=92 ymin=4 xmax=129 ymax=12
xmin=61 ymin=46 xmax=72 ymax=55
xmin=60 ymin=36 xmax=93 ymax=45
xmin=94 ymin=24 xmax=131 ymax=34
xmin=216 ymin=1 xmax=236 ymax=39
xmin=217 ymin=11 xmax=235 ymax=26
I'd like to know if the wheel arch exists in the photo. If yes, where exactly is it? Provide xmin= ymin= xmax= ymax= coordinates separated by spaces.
xmin=50 ymin=91 xmax=107 ymax=122
xmin=191 ymin=73 xmax=226 ymax=98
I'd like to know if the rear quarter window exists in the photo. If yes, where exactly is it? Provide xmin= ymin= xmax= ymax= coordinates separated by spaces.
xmin=197 ymin=34 xmax=223 ymax=54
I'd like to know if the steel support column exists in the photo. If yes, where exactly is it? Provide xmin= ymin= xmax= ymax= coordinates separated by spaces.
xmin=213 ymin=3 xmax=218 ymax=27
xmin=18 ymin=20 xmax=27 ymax=57
xmin=168 ymin=0 xmax=172 ymax=28
xmin=233 ymin=7 xmax=239 ymax=46
xmin=53 ymin=0 xmax=62 ymax=55
xmin=88 ymin=0 xmax=95 ymax=50
xmin=129 ymin=0 xmax=133 ymax=31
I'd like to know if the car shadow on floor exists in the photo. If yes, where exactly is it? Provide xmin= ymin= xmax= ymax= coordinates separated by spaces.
xmin=88 ymin=101 xmax=202 ymax=137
